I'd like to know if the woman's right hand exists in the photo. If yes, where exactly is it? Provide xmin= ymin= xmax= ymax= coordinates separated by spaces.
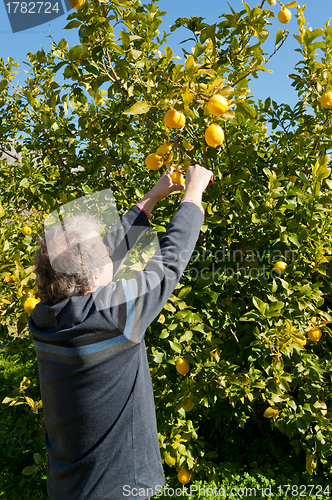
xmin=184 ymin=164 xmax=213 ymax=200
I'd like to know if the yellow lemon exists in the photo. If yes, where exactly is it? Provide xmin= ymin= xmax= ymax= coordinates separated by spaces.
xmin=24 ymin=297 xmax=40 ymax=315
xmin=205 ymin=123 xmax=224 ymax=147
xmin=273 ymin=261 xmax=288 ymax=274
xmin=156 ymin=143 xmax=173 ymax=163
xmin=308 ymin=327 xmax=322 ymax=341
xmin=267 ymin=0 xmax=277 ymax=5
xmin=178 ymin=468 xmax=191 ymax=485
xmin=69 ymin=0 xmax=86 ymax=8
xmin=207 ymin=95 xmax=229 ymax=116
xmin=22 ymin=226 xmax=32 ymax=236
xmin=320 ymin=91 xmax=332 ymax=109
xmin=288 ymin=175 xmax=297 ymax=183
xmin=171 ymin=171 xmax=185 ymax=185
xmin=164 ymin=109 xmax=186 ymax=129
xmin=176 ymin=358 xmax=190 ymax=376
xmin=145 ymin=153 xmax=163 ymax=170
xmin=278 ymin=7 xmax=291 ymax=24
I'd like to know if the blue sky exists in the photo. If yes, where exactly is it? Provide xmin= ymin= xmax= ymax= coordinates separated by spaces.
xmin=0 ymin=0 xmax=331 ymax=107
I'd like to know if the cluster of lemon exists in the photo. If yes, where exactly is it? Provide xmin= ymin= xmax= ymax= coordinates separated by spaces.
xmin=292 ymin=326 xmax=322 ymax=347
xmin=145 ymin=94 xmax=229 ymax=177
xmin=145 ymin=140 xmax=186 ymax=184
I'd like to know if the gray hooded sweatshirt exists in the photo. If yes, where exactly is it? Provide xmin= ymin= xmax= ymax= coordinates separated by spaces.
xmin=29 ymin=201 xmax=204 ymax=500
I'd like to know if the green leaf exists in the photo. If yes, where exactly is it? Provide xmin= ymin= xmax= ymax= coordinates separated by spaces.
xmin=0 ymin=80 xmax=8 ymax=92
xmin=288 ymin=234 xmax=300 ymax=247
xmin=153 ymin=225 xmax=166 ymax=233
xmin=236 ymin=101 xmax=256 ymax=118
xmin=69 ymin=45 xmax=83 ymax=62
xmin=2 ymin=397 xmax=13 ymax=404
xmin=257 ymin=28 xmax=269 ymax=44
xmin=159 ymin=330 xmax=169 ymax=339
xmin=153 ymin=351 xmax=164 ymax=363
xmin=268 ymin=301 xmax=284 ymax=313
xmin=164 ymin=45 xmax=173 ymax=59
xmin=275 ymin=29 xmax=284 ymax=46
xmin=34 ymin=453 xmax=44 ymax=465
xmin=169 ymin=340 xmax=182 ymax=353
xmin=177 ymin=286 xmax=192 ymax=299
xmin=110 ymin=43 xmax=125 ymax=56
xmin=164 ymin=302 xmax=176 ymax=313
xmin=22 ymin=466 xmax=35 ymax=476
xmin=120 ymin=30 xmax=131 ymax=48
xmin=58 ymin=38 xmax=68 ymax=51
xmin=123 ymin=101 xmax=150 ymax=115
xmin=19 ymin=178 xmax=29 ymax=187
xmin=310 ymin=42 xmax=326 ymax=51
xmin=317 ymin=165 xmax=331 ymax=181
xmin=64 ymin=20 xmax=81 ymax=30
xmin=242 ymin=1 xmax=251 ymax=16
xmin=179 ymin=330 xmax=193 ymax=342
xmin=252 ymin=296 xmax=267 ymax=315
xmin=272 ymin=279 xmax=278 ymax=293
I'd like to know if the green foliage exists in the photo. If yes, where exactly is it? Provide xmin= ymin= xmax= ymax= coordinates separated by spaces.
xmin=0 ymin=349 xmax=47 ymax=499
xmin=1 ymin=0 xmax=332 ymax=493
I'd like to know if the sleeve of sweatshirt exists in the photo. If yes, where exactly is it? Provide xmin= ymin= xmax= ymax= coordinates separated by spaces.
xmin=109 ymin=201 xmax=204 ymax=343
xmin=102 ymin=204 xmax=151 ymax=277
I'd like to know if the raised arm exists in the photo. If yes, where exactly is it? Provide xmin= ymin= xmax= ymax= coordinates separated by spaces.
xmin=103 ymin=167 xmax=186 ymax=277
xmin=108 ymin=164 xmax=213 ymax=343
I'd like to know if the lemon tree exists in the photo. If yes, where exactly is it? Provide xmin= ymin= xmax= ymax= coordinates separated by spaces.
xmin=1 ymin=0 xmax=332 ymax=492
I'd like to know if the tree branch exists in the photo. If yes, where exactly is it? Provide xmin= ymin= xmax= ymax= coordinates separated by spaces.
xmin=0 ymin=147 xmax=19 ymax=162
xmin=223 ymin=121 xmax=234 ymax=173
xmin=202 ymin=132 xmax=209 ymax=169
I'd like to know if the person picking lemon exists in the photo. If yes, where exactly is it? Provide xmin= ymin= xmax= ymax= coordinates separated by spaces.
xmin=29 ymin=163 xmax=212 ymax=500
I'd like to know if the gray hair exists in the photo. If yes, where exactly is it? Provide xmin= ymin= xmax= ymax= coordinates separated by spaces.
xmin=35 ymin=214 xmax=106 ymax=304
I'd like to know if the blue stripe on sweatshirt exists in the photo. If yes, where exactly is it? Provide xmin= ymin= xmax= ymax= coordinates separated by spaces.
xmin=33 ymin=335 xmax=129 ymax=357
xmin=33 ymin=280 xmax=137 ymax=357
